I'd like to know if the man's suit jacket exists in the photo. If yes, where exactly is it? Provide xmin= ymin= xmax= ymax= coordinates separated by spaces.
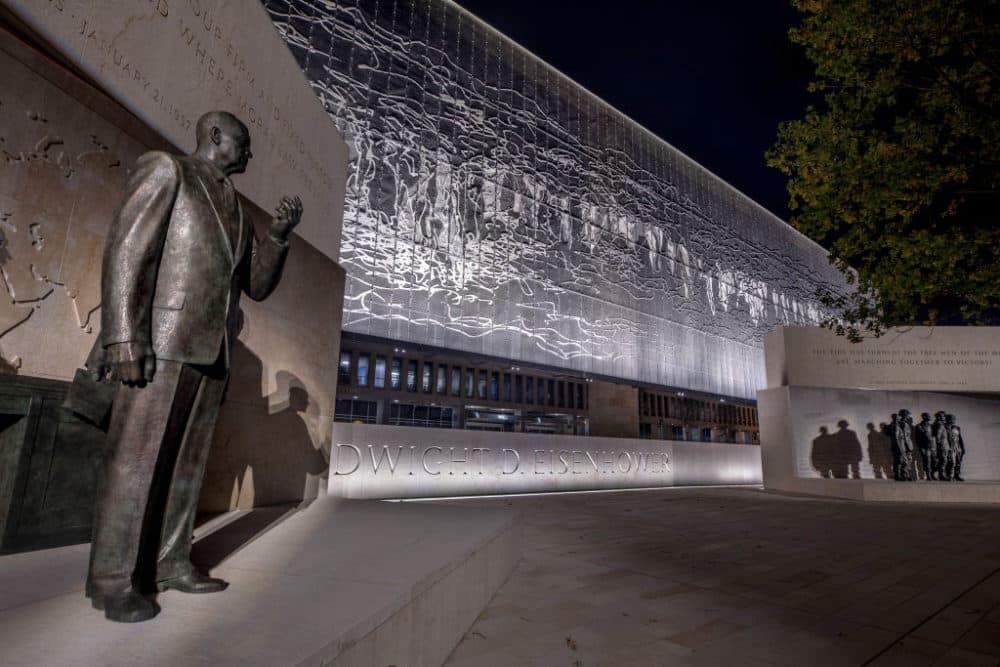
xmin=100 ymin=151 xmax=288 ymax=367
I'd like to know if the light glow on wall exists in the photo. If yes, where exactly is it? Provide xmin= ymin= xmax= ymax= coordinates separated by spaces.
xmin=264 ymin=0 xmax=846 ymax=399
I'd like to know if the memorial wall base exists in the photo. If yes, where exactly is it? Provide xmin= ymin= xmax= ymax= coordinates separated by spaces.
xmin=760 ymin=386 xmax=1000 ymax=504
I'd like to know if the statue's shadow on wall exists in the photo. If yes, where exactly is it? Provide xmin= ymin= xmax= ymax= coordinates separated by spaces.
xmin=810 ymin=420 xmax=863 ymax=479
xmin=866 ymin=422 xmax=893 ymax=479
xmin=191 ymin=339 xmax=328 ymax=570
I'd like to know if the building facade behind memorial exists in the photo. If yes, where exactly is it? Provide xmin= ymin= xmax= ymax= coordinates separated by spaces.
xmin=263 ymin=0 xmax=846 ymax=435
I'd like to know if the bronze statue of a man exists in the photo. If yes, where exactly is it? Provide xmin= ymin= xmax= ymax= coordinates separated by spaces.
xmin=85 ymin=111 xmax=302 ymax=622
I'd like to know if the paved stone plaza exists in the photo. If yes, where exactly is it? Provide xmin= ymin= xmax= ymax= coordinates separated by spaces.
xmin=441 ymin=488 xmax=1000 ymax=666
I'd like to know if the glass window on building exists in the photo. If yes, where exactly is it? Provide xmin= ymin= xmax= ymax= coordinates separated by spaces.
xmin=387 ymin=404 xmax=454 ymax=429
xmin=415 ymin=405 xmax=428 ymax=423
xmin=465 ymin=407 xmax=516 ymax=432
xmin=389 ymin=403 xmax=413 ymax=425
xmin=429 ymin=406 xmax=453 ymax=428
xmin=422 ymin=363 xmax=432 ymax=393
xmin=451 ymin=367 xmax=461 ymax=396
xmin=406 ymin=360 xmax=417 ymax=392
xmin=515 ymin=375 xmax=523 ymax=403
xmin=436 ymin=365 xmax=447 ymax=394
xmin=489 ymin=372 xmax=499 ymax=401
xmin=466 ymin=368 xmax=474 ymax=398
xmin=557 ymin=381 xmax=565 ymax=408
xmin=521 ymin=412 xmax=574 ymax=435
xmin=334 ymin=398 xmax=377 ymax=424
xmin=503 ymin=373 xmax=511 ymax=402
xmin=477 ymin=370 xmax=487 ymax=399
xmin=525 ymin=376 xmax=534 ymax=404
xmin=639 ymin=422 xmax=652 ymax=439
xmin=356 ymin=353 xmax=370 ymax=387
xmin=373 ymin=355 xmax=386 ymax=389
xmin=547 ymin=379 xmax=555 ymax=406
xmin=338 ymin=351 xmax=351 ymax=386
xmin=390 ymin=357 xmax=402 ymax=390
xmin=576 ymin=384 xmax=584 ymax=410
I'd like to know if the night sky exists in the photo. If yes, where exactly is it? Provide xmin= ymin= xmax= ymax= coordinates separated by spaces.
xmin=454 ymin=0 xmax=815 ymax=221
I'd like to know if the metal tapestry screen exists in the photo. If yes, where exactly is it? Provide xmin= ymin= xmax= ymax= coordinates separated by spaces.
xmin=263 ymin=0 xmax=846 ymax=399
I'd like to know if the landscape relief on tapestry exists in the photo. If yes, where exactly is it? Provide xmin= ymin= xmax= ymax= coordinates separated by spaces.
xmin=0 ymin=47 xmax=147 ymax=380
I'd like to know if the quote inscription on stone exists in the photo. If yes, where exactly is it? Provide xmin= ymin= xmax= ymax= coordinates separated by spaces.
xmin=805 ymin=346 xmax=999 ymax=388
xmin=769 ymin=327 xmax=1000 ymax=392
xmin=7 ymin=0 xmax=346 ymax=260
xmin=810 ymin=347 xmax=997 ymax=369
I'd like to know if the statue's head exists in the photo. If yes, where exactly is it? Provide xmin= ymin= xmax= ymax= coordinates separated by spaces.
xmin=195 ymin=111 xmax=252 ymax=175
xmin=946 ymin=414 xmax=956 ymax=424
xmin=920 ymin=412 xmax=931 ymax=421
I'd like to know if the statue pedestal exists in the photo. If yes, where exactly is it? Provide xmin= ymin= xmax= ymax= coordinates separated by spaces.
xmin=0 ymin=375 xmax=108 ymax=554
xmin=0 ymin=497 xmax=521 ymax=666
xmin=763 ymin=475 xmax=1000 ymax=504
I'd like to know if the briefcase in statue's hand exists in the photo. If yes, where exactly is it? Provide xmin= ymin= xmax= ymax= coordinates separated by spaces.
xmin=63 ymin=368 xmax=117 ymax=429
xmin=62 ymin=338 xmax=117 ymax=429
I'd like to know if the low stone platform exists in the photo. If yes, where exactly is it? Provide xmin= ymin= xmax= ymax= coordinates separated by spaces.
xmin=768 ymin=477 xmax=1000 ymax=504
xmin=0 ymin=498 xmax=521 ymax=667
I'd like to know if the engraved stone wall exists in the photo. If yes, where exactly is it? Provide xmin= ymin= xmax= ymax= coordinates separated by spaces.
xmin=0 ymin=45 xmax=144 ymax=377
xmin=264 ymin=0 xmax=847 ymax=399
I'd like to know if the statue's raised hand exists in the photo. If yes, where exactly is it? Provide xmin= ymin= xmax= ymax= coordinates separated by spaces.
xmin=269 ymin=195 xmax=302 ymax=242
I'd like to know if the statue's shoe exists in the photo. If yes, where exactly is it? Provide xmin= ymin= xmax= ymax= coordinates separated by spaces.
xmin=103 ymin=589 xmax=158 ymax=623
xmin=157 ymin=571 xmax=229 ymax=594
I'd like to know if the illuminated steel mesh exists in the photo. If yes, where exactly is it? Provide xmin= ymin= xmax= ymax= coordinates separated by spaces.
xmin=263 ymin=0 xmax=846 ymax=399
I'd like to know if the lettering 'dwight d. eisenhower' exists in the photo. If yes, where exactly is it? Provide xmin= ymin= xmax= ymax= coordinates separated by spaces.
xmin=333 ymin=444 xmax=672 ymax=477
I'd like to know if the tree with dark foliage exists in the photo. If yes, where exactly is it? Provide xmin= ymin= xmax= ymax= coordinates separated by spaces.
xmin=768 ymin=0 xmax=1000 ymax=339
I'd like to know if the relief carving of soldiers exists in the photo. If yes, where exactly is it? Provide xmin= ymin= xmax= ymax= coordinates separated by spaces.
xmin=889 ymin=412 xmax=912 ymax=481
xmin=880 ymin=409 xmax=971 ymax=483
xmin=946 ymin=414 xmax=966 ymax=482
xmin=933 ymin=411 xmax=950 ymax=480
xmin=914 ymin=412 xmax=936 ymax=480
xmin=899 ymin=410 xmax=916 ymax=481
